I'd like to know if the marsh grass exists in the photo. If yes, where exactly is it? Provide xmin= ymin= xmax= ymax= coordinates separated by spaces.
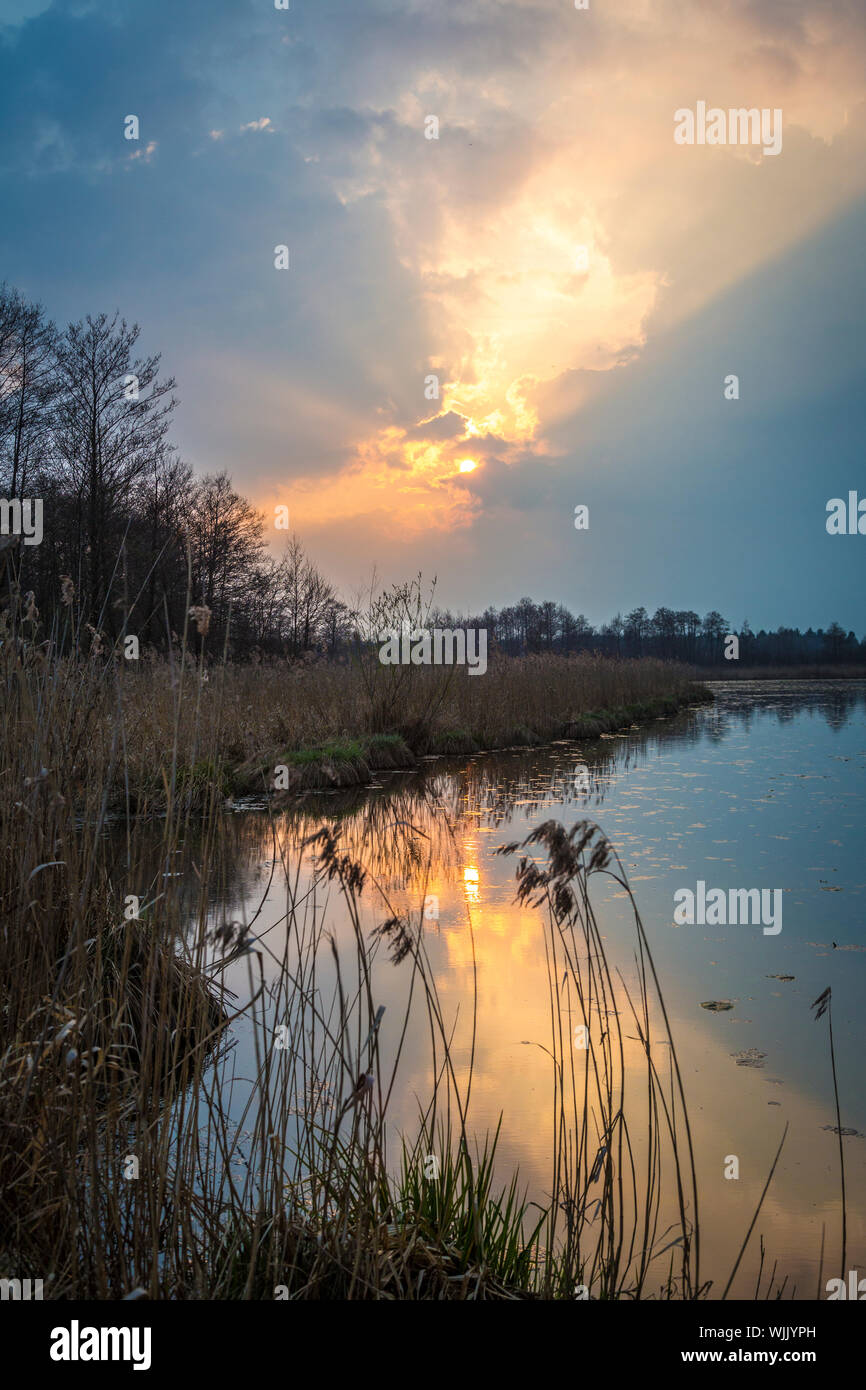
xmin=13 ymin=629 xmax=706 ymax=807
xmin=0 ymin=569 xmax=785 ymax=1302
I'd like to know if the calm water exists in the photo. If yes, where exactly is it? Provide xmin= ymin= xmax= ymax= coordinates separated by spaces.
xmin=169 ymin=680 xmax=866 ymax=1297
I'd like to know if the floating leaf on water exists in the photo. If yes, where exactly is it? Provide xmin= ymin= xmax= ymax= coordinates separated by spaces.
xmin=766 ymin=974 xmax=795 ymax=982
xmin=821 ymin=1125 xmax=863 ymax=1138
xmin=733 ymin=1045 xmax=767 ymax=1067
xmin=701 ymin=1000 xmax=734 ymax=1012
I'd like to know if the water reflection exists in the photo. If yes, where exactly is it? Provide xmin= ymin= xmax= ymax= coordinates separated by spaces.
xmin=125 ymin=682 xmax=866 ymax=1297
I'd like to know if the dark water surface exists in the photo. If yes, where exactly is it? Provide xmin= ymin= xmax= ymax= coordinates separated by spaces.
xmin=172 ymin=680 xmax=866 ymax=1297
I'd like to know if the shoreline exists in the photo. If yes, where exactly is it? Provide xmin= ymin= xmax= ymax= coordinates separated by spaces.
xmin=700 ymin=665 xmax=866 ymax=681
xmin=226 ymin=683 xmax=714 ymax=800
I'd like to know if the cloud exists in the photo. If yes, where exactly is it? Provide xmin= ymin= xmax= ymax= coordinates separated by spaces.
xmin=405 ymin=410 xmax=468 ymax=442
xmin=127 ymin=141 xmax=158 ymax=164
xmin=1 ymin=0 xmax=864 ymax=623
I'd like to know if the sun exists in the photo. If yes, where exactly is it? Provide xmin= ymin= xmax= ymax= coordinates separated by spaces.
xmin=458 ymin=458 xmax=477 ymax=473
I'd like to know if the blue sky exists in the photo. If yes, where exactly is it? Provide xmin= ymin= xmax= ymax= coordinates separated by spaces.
xmin=1 ymin=0 xmax=864 ymax=630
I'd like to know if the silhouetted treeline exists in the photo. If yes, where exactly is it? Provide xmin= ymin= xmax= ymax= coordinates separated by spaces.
xmin=0 ymin=285 xmax=350 ymax=656
xmin=429 ymin=601 xmax=864 ymax=667
xmin=1 ymin=284 xmax=861 ymax=667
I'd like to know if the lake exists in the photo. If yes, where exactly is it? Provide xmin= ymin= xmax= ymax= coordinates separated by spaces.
xmin=163 ymin=679 xmax=866 ymax=1298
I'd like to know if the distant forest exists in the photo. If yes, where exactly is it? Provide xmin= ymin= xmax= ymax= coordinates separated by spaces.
xmin=1 ymin=283 xmax=862 ymax=668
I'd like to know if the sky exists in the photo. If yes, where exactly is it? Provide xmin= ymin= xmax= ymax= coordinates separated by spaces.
xmin=1 ymin=0 xmax=865 ymax=630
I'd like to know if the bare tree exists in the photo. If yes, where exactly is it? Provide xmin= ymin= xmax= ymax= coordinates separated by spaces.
xmin=276 ymin=535 xmax=336 ymax=657
xmin=0 ymin=284 xmax=58 ymax=500
xmin=52 ymin=312 xmax=177 ymax=627
xmin=186 ymin=471 xmax=267 ymax=650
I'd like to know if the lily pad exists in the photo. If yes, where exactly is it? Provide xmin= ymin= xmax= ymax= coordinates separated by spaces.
xmin=766 ymin=974 xmax=795 ymax=982
xmin=701 ymin=1000 xmax=734 ymax=1012
xmin=731 ymin=1049 xmax=766 ymax=1068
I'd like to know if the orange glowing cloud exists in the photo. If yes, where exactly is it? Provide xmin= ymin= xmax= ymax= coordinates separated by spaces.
xmin=258 ymin=1 xmax=866 ymax=541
